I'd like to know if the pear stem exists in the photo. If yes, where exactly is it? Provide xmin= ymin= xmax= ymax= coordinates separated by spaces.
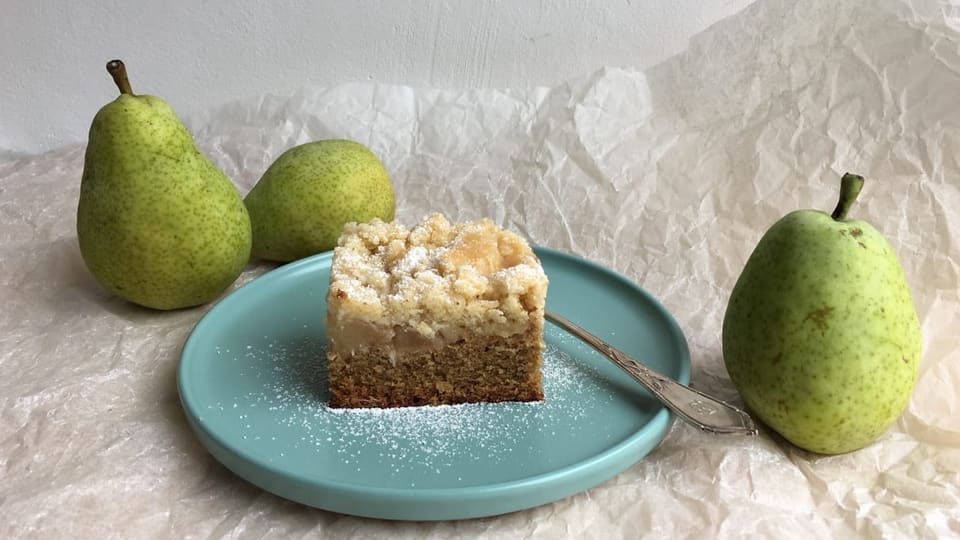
xmin=106 ymin=59 xmax=134 ymax=95
xmin=830 ymin=173 xmax=865 ymax=221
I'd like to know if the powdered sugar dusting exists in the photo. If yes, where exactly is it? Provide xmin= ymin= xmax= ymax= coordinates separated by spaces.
xmin=202 ymin=329 xmax=628 ymax=487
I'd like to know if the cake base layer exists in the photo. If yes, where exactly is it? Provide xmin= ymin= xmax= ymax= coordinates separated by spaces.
xmin=327 ymin=333 xmax=544 ymax=408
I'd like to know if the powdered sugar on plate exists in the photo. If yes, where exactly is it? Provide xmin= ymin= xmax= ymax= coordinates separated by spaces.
xmin=202 ymin=328 xmax=628 ymax=485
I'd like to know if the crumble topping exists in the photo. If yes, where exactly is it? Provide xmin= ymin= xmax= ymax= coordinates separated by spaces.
xmin=326 ymin=213 xmax=548 ymax=346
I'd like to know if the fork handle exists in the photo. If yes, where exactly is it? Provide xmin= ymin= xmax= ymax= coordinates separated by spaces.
xmin=545 ymin=310 xmax=758 ymax=435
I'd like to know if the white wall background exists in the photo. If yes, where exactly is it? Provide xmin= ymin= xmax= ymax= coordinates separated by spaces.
xmin=1 ymin=0 xmax=754 ymax=156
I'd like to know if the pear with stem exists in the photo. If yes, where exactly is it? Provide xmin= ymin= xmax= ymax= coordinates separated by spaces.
xmin=77 ymin=60 xmax=251 ymax=309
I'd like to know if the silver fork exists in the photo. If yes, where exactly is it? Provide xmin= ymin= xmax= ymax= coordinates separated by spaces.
xmin=545 ymin=310 xmax=758 ymax=435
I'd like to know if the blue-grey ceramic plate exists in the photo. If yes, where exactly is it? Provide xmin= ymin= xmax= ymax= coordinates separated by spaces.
xmin=178 ymin=247 xmax=690 ymax=520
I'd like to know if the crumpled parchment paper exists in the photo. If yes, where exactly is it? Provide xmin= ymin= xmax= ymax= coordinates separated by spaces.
xmin=2 ymin=0 xmax=959 ymax=537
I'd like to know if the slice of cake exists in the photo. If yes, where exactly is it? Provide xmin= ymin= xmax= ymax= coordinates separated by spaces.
xmin=325 ymin=213 xmax=548 ymax=408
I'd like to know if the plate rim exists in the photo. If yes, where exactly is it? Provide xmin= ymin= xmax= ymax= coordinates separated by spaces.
xmin=178 ymin=246 xmax=690 ymax=520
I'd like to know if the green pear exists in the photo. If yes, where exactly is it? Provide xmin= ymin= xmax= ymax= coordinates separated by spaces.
xmin=244 ymin=140 xmax=395 ymax=262
xmin=77 ymin=60 xmax=251 ymax=310
xmin=722 ymin=173 xmax=921 ymax=454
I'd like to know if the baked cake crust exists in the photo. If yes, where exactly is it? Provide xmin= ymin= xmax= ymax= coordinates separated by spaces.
xmin=325 ymin=213 xmax=548 ymax=408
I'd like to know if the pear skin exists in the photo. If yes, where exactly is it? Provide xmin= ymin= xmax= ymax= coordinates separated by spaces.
xmin=722 ymin=174 xmax=921 ymax=454
xmin=244 ymin=140 xmax=396 ymax=262
xmin=77 ymin=60 xmax=251 ymax=310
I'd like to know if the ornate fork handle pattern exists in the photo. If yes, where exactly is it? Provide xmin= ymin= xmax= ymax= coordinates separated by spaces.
xmin=545 ymin=310 xmax=758 ymax=435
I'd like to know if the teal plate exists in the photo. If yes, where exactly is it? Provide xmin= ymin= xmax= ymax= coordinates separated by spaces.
xmin=178 ymin=247 xmax=690 ymax=521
